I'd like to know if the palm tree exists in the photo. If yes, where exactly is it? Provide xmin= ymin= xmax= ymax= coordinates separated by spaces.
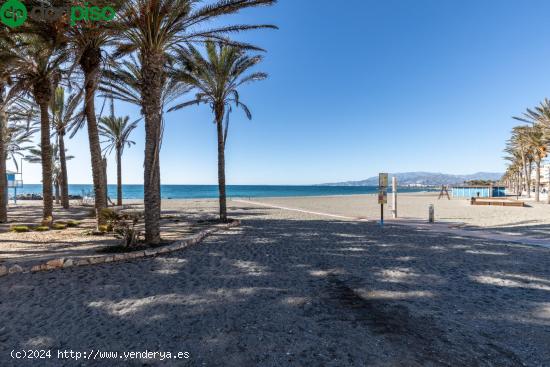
xmin=99 ymin=57 xmax=188 ymax=208
xmin=170 ymin=42 xmax=266 ymax=221
xmin=508 ymin=126 xmax=532 ymax=198
xmin=99 ymin=115 xmax=138 ymax=206
xmin=114 ymin=0 xmax=276 ymax=243
xmin=5 ymin=97 xmax=39 ymax=169
xmin=6 ymin=122 xmax=37 ymax=168
xmin=25 ymin=144 xmax=74 ymax=204
xmin=525 ymin=124 xmax=547 ymax=202
xmin=50 ymin=87 xmax=83 ymax=208
xmin=0 ymin=29 xmax=18 ymax=222
xmin=66 ymin=3 xmax=122 ymax=225
xmin=513 ymin=102 xmax=550 ymax=200
xmin=0 ymin=94 xmax=36 ymax=210
xmin=504 ymin=146 xmax=524 ymax=197
xmin=3 ymin=33 xmax=68 ymax=220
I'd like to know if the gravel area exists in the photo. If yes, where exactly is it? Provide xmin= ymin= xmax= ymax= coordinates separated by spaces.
xmin=0 ymin=201 xmax=222 ymax=268
xmin=0 ymin=203 xmax=549 ymax=366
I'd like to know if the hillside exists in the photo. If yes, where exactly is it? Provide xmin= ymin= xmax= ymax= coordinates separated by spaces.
xmin=319 ymin=172 xmax=503 ymax=186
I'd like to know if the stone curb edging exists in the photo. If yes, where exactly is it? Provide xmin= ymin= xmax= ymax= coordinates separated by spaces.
xmin=0 ymin=220 xmax=241 ymax=278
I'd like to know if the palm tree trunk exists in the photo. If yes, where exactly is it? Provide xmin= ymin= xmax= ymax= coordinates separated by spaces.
xmin=141 ymin=54 xmax=163 ymax=244
xmin=54 ymin=178 xmax=60 ymax=204
xmin=535 ymin=159 xmax=541 ymax=202
xmin=216 ymin=108 xmax=227 ymax=222
xmin=102 ymin=157 xmax=108 ymax=206
xmin=58 ymin=133 xmax=69 ymax=209
xmin=39 ymin=102 xmax=53 ymax=220
xmin=116 ymin=146 xmax=122 ymax=206
xmin=81 ymin=47 xmax=107 ymax=225
xmin=519 ymin=171 xmax=523 ymax=197
xmin=527 ymin=160 xmax=533 ymax=198
xmin=0 ymin=88 xmax=8 ymax=223
xmin=521 ymin=155 xmax=531 ymax=197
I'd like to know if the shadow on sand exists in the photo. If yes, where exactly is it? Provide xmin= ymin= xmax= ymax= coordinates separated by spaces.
xmin=0 ymin=212 xmax=549 ymax=366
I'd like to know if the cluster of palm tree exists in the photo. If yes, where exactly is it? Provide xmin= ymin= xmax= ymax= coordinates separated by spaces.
xmin=503 ymin=99 xmax=550 ymax=203
xmin=0 ymin=0 xmax=276 ymax=244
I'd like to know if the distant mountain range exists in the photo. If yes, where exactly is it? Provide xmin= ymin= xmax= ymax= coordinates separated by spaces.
xmin=319 ymin=172 xmax=503 ymax=187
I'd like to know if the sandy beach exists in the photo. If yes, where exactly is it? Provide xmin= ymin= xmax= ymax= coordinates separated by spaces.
xmin=0 ymin=195 xmax=549 ymax=366
xmin=230 ymin=192 xmax=550 ymax=237
xmin=122 ymin=192 xmax=550 ymax=238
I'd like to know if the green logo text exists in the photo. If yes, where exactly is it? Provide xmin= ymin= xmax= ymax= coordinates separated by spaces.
xmin=0 ymin=1 xmax=116 ymax=28
xmin=0 ymin=0 xmax=27 ymax=28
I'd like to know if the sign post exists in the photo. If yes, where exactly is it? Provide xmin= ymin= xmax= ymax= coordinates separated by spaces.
xmin=378 ymin=173 xmax=388 ymax=227
xmin=392 ymin=176 xmax=397 ymax=219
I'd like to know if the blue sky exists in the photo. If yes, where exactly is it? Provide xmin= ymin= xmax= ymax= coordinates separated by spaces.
xmin=16 ymin=0 xmax=550 ymax=184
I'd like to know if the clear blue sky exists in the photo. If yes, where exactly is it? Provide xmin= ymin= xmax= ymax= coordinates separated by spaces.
xmin=16 ymin=0 xmax=550 ymax=185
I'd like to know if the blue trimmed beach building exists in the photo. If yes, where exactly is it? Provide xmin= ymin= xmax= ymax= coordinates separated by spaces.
xmin=6 ymin=170 xmax=23 ymax=203
xmin=451 ymin=185 xmax=506 ymax=198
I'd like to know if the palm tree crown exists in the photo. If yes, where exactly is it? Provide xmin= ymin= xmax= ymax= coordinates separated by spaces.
xmin=99 ymin=116 xmax=138 ymax=155
xmin=171 ymin=41 xmax=267 ymax=142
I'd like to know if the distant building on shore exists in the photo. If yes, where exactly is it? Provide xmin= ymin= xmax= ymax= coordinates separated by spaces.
xmin=530 ymin=163 xmax=550 ymax=189
xmin=451 ymin=185 xmax=506 ymax=198
xmin=6 ymin=170 xmax=24 ymax=203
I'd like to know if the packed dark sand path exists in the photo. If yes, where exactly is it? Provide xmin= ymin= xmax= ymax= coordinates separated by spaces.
xmin=0 ymin=203 xmax=549 ymax=366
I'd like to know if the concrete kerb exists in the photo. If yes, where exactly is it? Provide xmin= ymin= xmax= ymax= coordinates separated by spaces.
xmin=0 ymin=219 xmax=240 ymax=278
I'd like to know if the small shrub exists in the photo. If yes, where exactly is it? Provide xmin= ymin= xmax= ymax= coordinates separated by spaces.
xmin=11 ymin=225 xmax=30 ymax=233
xmin=113 ymin=213 xmax=142 ymax=248
xmin=99 ymin=208 xmax=119 ymax=223
xmin=98 ymin=224 xmax=111 ymax=233
xmin=98 ymin=209 xmax=143 ymax=247
xmin=66 ymin=220 xmax=80 ymax=228
xmin=34 ymin=226 xmax=50 ymax=232
xmin=52 ymin=223 xmax=67 ymax=230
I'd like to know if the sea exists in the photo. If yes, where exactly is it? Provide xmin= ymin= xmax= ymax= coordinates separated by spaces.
xmin=11 ymin=185 xmax=432 ymax=200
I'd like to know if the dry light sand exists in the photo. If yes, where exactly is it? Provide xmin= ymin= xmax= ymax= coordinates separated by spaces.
xmin=0 ymin=195 xmax=549 ymax=366
xmin=224 ymin=192 xmax=550 ymax=238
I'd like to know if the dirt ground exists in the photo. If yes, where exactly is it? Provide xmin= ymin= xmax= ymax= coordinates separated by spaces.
xmin=0 ymin=201 xmax=221 ymax=267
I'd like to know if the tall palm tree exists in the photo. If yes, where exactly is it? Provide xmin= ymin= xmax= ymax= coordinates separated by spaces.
xmin=100 ymin=57 xmax=189 ymax=207
xmin=504 ymin=146 xmax=524 ymax=197
xmin=524 ymin=124 xmax=547 ymax=202
xmin=508 ymin=126 xmax=532 ymax=198
xmin=99 ymin=115 xmax=138 ymax=206
xmin=513 ymin=101 xmax=550 ymax=200
xmin=66 ymin=9 xmax=122 ymax=226
xmin=170 ymin=42 xmax=266 ymax=221
xmin=50 ymin=87 xmax=83 ymax=208
xmin=0 ymin=29 xmax=18 ymax=222
xmin=114 ymin=0 xmax=276 ymax=243
xmin=3 ymin=33 xmax=68 ymax=220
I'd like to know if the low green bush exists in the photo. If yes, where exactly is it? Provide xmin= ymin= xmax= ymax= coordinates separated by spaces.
xmin=99 ymin=208 xmax=118 ymax=223
xmin=66 ymin=220 xmax=80 ymax=228
xmin=98 ymin=224 xmax=111 ymax=233
xmin=52 ymin=223 xmax=67 ymax=230
xmin=11 ymin=225 xmax=30 ymax=233
xmin=34 ymin=226 xmax=50 ymax=232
